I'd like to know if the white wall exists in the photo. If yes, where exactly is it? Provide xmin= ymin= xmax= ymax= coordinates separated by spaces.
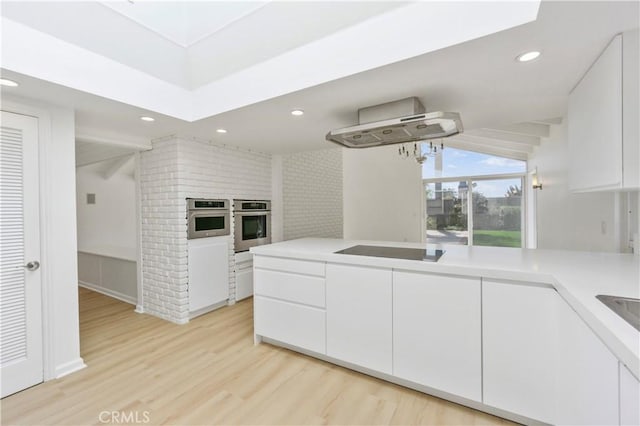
xmin=343 ymin=145 xmax=423 ymax=243
xmin=279 ymin=148 xmax=343 ymax=240
xmin=139 ymin=137 xmax=272 ymax=324
xmin=529 ymin=119 xmax=622 ymax=252
xmin=75 ymin=160 xmax=136 ymax=251
xmin=3 ymin=96 xmax=85 ymax=379
xmin=75 ymin=160 xmax=138 ymax=303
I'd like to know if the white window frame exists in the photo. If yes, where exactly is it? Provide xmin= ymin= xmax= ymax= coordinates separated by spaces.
xmin=423 ymin=172 xmax=529 ymax=248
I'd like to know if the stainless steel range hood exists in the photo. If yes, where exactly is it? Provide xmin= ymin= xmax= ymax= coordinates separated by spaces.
xmin=326 ymin=97 xmax=463 ymax=148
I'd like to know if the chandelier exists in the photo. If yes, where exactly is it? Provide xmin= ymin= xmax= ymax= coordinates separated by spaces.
xmin=398 ymin=141 xmax=444 ymax=164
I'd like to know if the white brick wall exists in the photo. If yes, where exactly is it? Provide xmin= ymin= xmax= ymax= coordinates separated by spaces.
xmin=139 ymin=139 xmax=187 ymax=323
xmin=140 ymin=137 xmax=271 ymax=323
xmin=281 ymin=148 xmax=343 ymax=240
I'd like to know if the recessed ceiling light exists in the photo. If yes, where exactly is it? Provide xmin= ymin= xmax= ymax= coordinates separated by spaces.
xmin=291 ymin=109 xmax=304 ymax=116
xmin=516 ymin=51 xmax=541 ymax=62
xmin=140 ymin=116 xmax=155 ymax=122
xmin=216 ymin=128 xmax=227 ymax=134
xmin=0 ymin=78 xmax=19 ymax=87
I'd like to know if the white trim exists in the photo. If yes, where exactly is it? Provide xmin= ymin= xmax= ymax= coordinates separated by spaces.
xmin=134 ymin=152 xmax=144 ymax=314
xmin=423 ymin=172 xmax=526 ymax=185
xmin=78 ymin=281 xmax=136 ymax=306
xmin=54 ymin=358 xmax=86 ymax=379
xmin=189 ymin=300 xmax=229 ymax=320
xmin=467 ymin=180 xmax=474 ymax=246
xmin=1 ymin=100 xmax=55 ymax=381
xmin=424 ymin=173 xmax=528 ymax=248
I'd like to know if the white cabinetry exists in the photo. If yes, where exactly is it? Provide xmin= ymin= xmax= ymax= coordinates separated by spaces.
xmin=252 ymin=249 xmax=633 ymax=424
xmin=482 ymin=280 xmax=557 ymax=424
xmin=188 ymin=236 xmax=229 ymax=315
xmin=620 ymin=363 xmax=640 ymax=426
xmin=555 ymin=296 xmax=619 ymax=426
xmin=254 ymin=297 xmax=326 ymax=354
xmin=234 ymin=251 xmax=253 ymax=301
xmin=326 ymin=263 xmax=392 ymax=374
xmin=253 ymin=256 xmax=326 ymax=354
xmin=393 ymin=271 xmax=481 ymax=402
xmin=568 ymin=30 xmax=639 ymax=191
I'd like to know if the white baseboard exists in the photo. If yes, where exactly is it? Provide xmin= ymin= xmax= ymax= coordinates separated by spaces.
xmin=79 ymin=281 xmax=137 ymax=305
xmin=54 ymin=357 xmax=87 ymax=379
xmin=135 ymin=304 xmax=144 ymax=313
xmin=189 ymin=299 xmax=228 ymax=320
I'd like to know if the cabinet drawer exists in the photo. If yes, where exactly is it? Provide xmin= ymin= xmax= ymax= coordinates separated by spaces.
xmin=255 ymin=269 xmax=325 ymax=308
xmin=254 ymin=296 xmax=326 ymax=354
xmin=254 ymin=255 xmax=325 ymax=277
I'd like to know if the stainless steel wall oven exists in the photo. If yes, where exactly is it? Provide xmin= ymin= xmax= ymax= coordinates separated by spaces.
xmin=187 ymin=198 xmax=230 ymax=239
xmin=233 ymin=200 xmax=271 ymax=252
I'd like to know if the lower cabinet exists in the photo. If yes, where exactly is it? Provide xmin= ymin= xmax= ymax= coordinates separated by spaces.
xmin=555 ymin=296 xmax=619 ymax=426
xmin=253 ymin=256 xmax=327 ymax=354
xmin=254 ymin=296 xmax=326 ymax=354
xmin=482 ymin=279 xmax=557 ymax=424
xmin=253 ymin=255 xmax=632 ymax=424
xmin=234 ymin=252 xmax=253 ymax=301
xmin=484 ymin=279 xmax=621 ymax=425
xmin=393 ymin=271 xmax=481 ymax=402
xmin=620 ymin=363 xmax=640 ymax=426
xmin=326 ymin=263 xmax=393 ymax=374
xmin=188 ymin=237 xmax=229 ymax=313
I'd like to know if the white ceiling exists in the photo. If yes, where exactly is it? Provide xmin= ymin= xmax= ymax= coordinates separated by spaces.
xmin=1 ymin=1 xmax=539 ymax=119
xmin=99 ymin=1 xmax=271 ymax=48
xmin=1 ymin=1 xmax=639 ymax=157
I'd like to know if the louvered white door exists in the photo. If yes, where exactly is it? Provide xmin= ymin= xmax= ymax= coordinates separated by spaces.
xmin=1 ymin=111 xmax=43 ymax=398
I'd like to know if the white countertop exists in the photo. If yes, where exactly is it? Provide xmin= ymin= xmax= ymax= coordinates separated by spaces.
xmin=252 ymin=238 xmax=640 ymax=378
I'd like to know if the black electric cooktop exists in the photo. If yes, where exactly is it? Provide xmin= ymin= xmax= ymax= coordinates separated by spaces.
xmin=334 ymin=245 xmax=445 ymax=262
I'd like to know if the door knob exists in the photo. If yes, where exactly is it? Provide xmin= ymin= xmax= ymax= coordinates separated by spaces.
xmin=24 ymin=261 xmax=40 ymax=271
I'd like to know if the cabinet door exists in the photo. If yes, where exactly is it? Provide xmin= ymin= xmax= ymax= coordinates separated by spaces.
xmin=555 ymin=297 xmax=619 ymax=426
xmin=188 ymin=237 xmax=229 ymax=312
xmin=393 ymin=271 xmax=481 ymax=401
xmin=326 ymin=263 xmax=392 ymax=374
xmin=620 ymin=363 xmax=640 ymax=426
xmin=482 ymin=280 xmax=557 ymax=424
xmin=568 ymin=34 xmax=623 ymax=191
xmin=235 ymin=267 xmax=253 ymax=301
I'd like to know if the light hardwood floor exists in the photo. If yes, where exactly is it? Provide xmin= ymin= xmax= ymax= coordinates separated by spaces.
xmin=1 ymin=288 xmax=515 ymax=425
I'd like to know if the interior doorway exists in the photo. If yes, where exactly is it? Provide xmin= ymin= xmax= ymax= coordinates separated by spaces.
xmin=74 ymin=139 xmax=149 ymax=315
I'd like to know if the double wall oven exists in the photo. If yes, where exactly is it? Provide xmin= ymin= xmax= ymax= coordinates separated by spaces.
xmin=233 ymin=200 xmax=271 ymax=252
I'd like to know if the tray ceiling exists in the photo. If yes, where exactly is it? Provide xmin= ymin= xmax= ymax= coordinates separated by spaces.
xmin=1 ymin=1 xmax=540 ymax=119
xmin=2 ymin=1 xmax=638 ymax=157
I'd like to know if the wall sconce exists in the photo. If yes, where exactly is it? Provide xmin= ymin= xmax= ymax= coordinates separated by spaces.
xmin=532 ymin=169 xmax=543 ymax=190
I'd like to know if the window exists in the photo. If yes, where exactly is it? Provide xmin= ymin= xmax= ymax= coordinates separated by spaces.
xmin=423 ymin=147 xmax=526 ymax=248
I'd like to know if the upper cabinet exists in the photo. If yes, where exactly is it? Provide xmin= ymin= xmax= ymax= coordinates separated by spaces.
xmin=568 ymin=30 xmax=639 ymax=192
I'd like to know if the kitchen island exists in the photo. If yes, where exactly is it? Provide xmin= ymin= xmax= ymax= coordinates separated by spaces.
xmin=251 ymin=238 xmax=640 ymax=425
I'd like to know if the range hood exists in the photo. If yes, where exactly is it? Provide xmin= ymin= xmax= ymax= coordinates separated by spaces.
xmin=326 ymin=97 xmax=463 ymax=148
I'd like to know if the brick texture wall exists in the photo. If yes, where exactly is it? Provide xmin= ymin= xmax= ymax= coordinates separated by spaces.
xmin=281 ymin=148 xmax=343 ymax=240
xmin=140 ymin=137 xmax=271 ymax=323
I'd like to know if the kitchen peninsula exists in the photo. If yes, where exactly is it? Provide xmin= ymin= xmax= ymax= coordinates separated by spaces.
xmin=251 ymin=238 xmax=640 ymax=425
